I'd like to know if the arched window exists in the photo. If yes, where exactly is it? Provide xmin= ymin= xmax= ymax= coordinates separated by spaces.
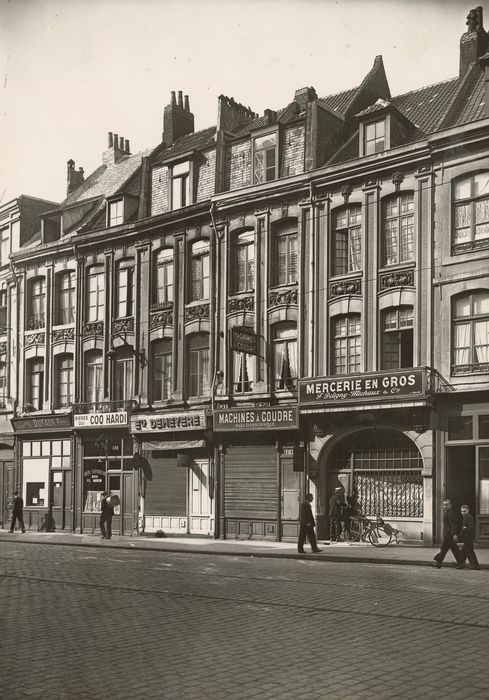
xmin=332 ymin=206 xmax=362 ymax=276
xmin=56 ymin=354 xmax=74 ymax=408
xmin=453 ymin=172 xmax=489 ymax=253
xmin=115 ymin=259 xmax=134 ymax=318
xmin=331 ymin=314 xmax=361 ymax=375
xmin=28 ymin=277 xmax=46 ymax=329
xmin=56 ymin=271 xmax=76 ymax=325
xmin=187 ymin=333 xmax=210 ymax=397
xmin=272 ymin=323 xmax=297 ymax=390
xmin=86 ymin=266 xmax=105 ymax=322
xmin=232 ymin=230 xmax=255 ymax=292
xmin=452 ymin=291 xmax=489 ymax=374
xmin=26 ymin=358 xmax=44 ymax=410
xmin=273 ymin=221 xmax=298 ymax=286
xmin=154 ymin=249 xmax=173 ymax=308
xmin=190 ymin=240 xmax=209 ymax=302
xmin=152 ymin=339 xmax=172 ymax=401
xmin=382 ymin=193 xmax=414 ymax=266
xmin=84 ymin=351 xmax=103 ymax=403
xmin=381 ymin=306 xmax=414 ymax=370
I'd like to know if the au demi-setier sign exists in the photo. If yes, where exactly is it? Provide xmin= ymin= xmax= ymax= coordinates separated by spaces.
xmin=299 ymin=369 xmax=426 ymax=405
xmin=214 ymin=406 xmax=298 ymax=431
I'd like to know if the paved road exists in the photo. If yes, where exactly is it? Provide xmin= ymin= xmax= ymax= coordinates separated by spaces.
xmin=1 ymin=542 xmax=488 ymax=700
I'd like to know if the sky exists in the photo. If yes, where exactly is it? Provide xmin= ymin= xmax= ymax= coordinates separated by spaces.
xmin=0 ymin=0 xmax=473 ymax=205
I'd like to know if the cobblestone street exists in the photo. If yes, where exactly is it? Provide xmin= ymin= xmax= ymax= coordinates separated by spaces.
xmin=1 ymin=541 xmax=488 ymax=700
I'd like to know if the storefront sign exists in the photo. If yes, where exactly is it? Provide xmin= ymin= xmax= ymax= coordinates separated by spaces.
xmin=230 ymin=326 xmax=259 ymax=356
xmin=74 ymin=412 xmax=128 ymax=428
xmin=131 ymin=410 xmax=206 ymax=433
xmin=214 ymin=407 xmax=298 ymax=431
xmin=299 ymin=369 xmax=426 ymax=405
xmin=12 ymin=415 xmax=72 ymax=432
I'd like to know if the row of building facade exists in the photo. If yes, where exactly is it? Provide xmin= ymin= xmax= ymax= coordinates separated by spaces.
xmin=1 ymin=7 xmax=489 ymax=545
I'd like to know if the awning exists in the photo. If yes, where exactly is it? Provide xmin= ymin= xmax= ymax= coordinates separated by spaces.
xmin=141 ymin=439 xmax=206 ymax=451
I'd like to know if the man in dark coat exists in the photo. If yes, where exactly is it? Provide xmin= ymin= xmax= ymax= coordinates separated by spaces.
xmin=298 ymin=493 xmax=321 ymax=553
xmin=433 ymin=499 xmax=464 ymax=569
xmin=459 ymin=504 xmax=480 ymax=570
xmin=9 ymin=491 xmax=26 ymax=533
xmin=329 ymin=487 xmax=343 ymax=543
xmin=100 ymin=491 xmax=114 ymax=540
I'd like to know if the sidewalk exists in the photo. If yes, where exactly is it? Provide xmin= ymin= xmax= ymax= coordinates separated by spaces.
xmin=1 ymin=528 xmax=488 ymax=569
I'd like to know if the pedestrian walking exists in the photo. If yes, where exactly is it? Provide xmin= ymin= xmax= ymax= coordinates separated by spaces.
xmin=458 ymin=504 xmax=480 ymax=570
xmin=298 ymin=493 xmax=322 ymax=553
xmin=433 ymin=499 xmax=464 ymax=569
xmin=9 ymin=490 xmax=26 ymax=533
xmin=329 ymin=487 xmax=343 ymax=542
xmin=100 ymin=491 xmax=114 ymax=540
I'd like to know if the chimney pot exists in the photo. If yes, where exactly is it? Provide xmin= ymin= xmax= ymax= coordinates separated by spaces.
xmin=108 ymin=132 xmax=113 ymax=148
xmin=178 ymin=90 xmax=183 ymax=107
xmin=119 ymin=136 xmax=124 ymax=149
xmin=114 ymin=134 xmax=119 ymax=149
xmin=171 ymin=90 xmax=176 ymax=105
xmin=125 ymin=139 xmax=130 ymax=154
xmin=184 ymin=95 xmax=190 ymax=111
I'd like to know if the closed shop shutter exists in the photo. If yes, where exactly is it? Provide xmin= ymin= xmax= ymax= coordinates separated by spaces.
xmin=144 ymin=452 xmax=187 ymax=516
xmin=224 ymin=444 xmax=277 ymax=518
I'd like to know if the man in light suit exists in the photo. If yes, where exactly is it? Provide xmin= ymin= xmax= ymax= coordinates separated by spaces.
xmin=298 ymin=493 xmax=322 ymax=554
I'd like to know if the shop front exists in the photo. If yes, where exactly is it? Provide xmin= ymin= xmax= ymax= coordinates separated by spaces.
xmin=0 ymin=413 xmax=14 ymax=529
xmin=213 ymin=406 xmax=302 ymax=541
xmin=11 ymin=414 xmax=73 ymax=532
xmin=131 ymin=409 xmax=214 ymax=536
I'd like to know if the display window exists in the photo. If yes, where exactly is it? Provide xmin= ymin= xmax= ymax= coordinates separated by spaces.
xmin=21 ymin=439 xmax=71 ymax=507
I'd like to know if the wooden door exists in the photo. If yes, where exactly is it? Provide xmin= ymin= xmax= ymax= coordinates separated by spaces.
xmin=189 ymin=460 xmax=213 ymax=535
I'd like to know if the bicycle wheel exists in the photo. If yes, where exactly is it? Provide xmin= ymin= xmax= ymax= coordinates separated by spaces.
xmin=368 ymin=526 xmax=392 ymax=547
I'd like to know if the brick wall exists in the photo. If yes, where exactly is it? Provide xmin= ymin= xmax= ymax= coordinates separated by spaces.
xmin=281 ymin=126 xmax=304 ymax=178
xmin=225 ymin=140 xmax=252 ymax=191
xmin=196 ymin=149 xmax=216 ymax=202
xmin=151 ymin=165 xmax=169 ymax=215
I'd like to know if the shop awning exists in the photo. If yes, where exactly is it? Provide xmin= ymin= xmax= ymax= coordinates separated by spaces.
xmin=141 ymin=439 xmax=206 ymax=451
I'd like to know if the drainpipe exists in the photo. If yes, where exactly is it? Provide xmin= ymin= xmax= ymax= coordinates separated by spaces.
xmin=9 ymin=261 xmax=20 ymax=418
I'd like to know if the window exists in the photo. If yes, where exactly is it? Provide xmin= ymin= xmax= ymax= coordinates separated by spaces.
xmin=232 ymin=329 xmax=255 ymax=393
xmin=86 ymin=266 xmax=105 ymax=322
xmin=0 ymin=227 xmax=8 ymax=266
xmin=114 ymin=356 xmax=133 ymax=401
xmin=190 ymin=240 xmax=210 ymax=301
xmin=233 ymin=231 xmax=255 ymax=292
xmin=381 ymin=306 xmax=414 ymax=370
xmin=364 ymin=120 xmax=385 ymax=155
xmin=115 ymin=260 xmax=134 ymax=318
xmin=56 ymin=271 xmax=76 ymax=325
xmin=452 ymin=291 xmax=489 ymax=374
xmin=273 ymin=323 xmax=298 ymax=390
xmin=108 ymin=200 xmax=123 ymax=227
xmin=153 ymin=339 xmax=172 ymax=401
xmin=188 ymin=333 xmax=210 ymax=397
xmin=382 ymin=193 xmax=415 ymax=266
xmin=28 ymin=277 xmax=45 ymax=329
xmin=56 ymin=355 xmax=74 ymax=408
xmin=0 ymin=288 xmax=7 ymax=333
xmin=171 ymin=161 xmax=190 ymax=210
xmin=453 ymin=172 xmax=489 ymax=252
xmin=480 ymin=447 xmax=489 ymax=515
xmin=332 ymin=207 xmax=362 ymax=276
xmin=27 ymin=358 xmax=44 ymax=410
xmin=0 ymin=358 xmax=6 ymax=407
xmin=274 ymin=224 xmax=298 ymax=286
xmin=447 ymin=416 xmax=473 ymax=441
xmin=332 ymin=314 xmax=361 ymax=375
xmin=154 ymin=249 xmax=173 ymax=307
xmin=253 ymin=133 xmax=277 ymax=184
xmin=85 ymin=351 xmax=103 ymax=402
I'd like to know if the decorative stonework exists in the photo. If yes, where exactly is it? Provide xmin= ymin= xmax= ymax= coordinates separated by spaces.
xmin=150 ymin=300 xmax=174 ymax=313
xmin=417 ymin=165 xmax=431 ymax=174
xmin=280 ymin=203 xmax=289 ymax=219
xmin=452 ymin=238 xmax=489 ymax=255
xmin=24 ymin=332 xmax=45 ymax=348
xmin=112 ymin=317 xmax=135 ymax=335
xmin=329 ymin=278 xmax=361 ymax=298
xmin=83 ymin=321 xmax=104 ymax=337
xmin=341 ymin=184 xmax=353 ymax=203
xmin=150 ymin=310 xmax=173 ymax=330
xmin=228 ymin=295 xmax=254 ymax=313
xmin=268 ymin=288 xmax=298 ymax=308
xmin=392 ymin=171 xmax=404 ymax=192
xmin=379 ymin=269 xmax=414 ymax=290
xmin=364 ymin=179 xmax=377 ymax=188
xmin=0 ymin=341 xmax=7 ymax=355
xmin=185 ymin=303 xmax=210 ymax=322
xmin=52 ymin=328 xmax=75 ymax=343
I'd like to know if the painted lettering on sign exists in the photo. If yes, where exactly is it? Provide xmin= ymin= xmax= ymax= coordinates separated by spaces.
xmin=74 ymin=412 xmax=128 ymax=428
xmin=299 ymin=370 xmax=425 ymax=404
xmin=214 ymin=407 xmax=298 ymax=431
xmin=131 ymin=411 xmax=206 ymax=433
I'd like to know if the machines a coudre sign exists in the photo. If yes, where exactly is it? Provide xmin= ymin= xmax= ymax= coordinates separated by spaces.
xmin=299 ymin=369 xmax=426 ymax=405
xmin=214 ymin=407 xmax=298 ymax=431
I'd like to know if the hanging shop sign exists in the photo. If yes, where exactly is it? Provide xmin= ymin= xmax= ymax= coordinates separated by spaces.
xmin=74 ymin=412 xmax=128 ymax=428
xmin=131 ymin=410 xmax=207 ymax=433
xmin=214 ymin=406 xmax=298 ymax=431
xmin=12 ymin=415 xmax=72 ymax=432
xmin=230 ymin=326 xmax=259 ymax=356
xmin=299 ymin=369 xmax=426 ymax=406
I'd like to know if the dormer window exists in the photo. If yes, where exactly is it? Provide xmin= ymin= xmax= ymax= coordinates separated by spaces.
xmin=253 ymin=133 xmax=277 ymax=184
xmin=171 ymin=161 xmax=190 ymax=210
xmin=108 ymin=199 xmax=123 ymax=227
xmin=364 ymin=120 xmax=385 ymax=155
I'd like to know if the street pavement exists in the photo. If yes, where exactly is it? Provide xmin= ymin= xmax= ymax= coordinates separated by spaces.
xmin=0 ymin=536 xmax=488 ymax=700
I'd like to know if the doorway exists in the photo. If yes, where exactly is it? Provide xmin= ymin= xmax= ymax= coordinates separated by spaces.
xmin=50 ymin=470 xmax=72 ymax=531
xmin=108 ymin=472 xmax=135 ymax=536
xmin=0 ymin=454 xmax=14 ymax=529
xmin=189 ymin=459 xmax=213 ymax=535
xmin=446 ymin=446 xmax=475 ymax=514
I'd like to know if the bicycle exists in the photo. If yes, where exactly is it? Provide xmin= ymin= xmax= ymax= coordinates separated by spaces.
xmin=347 ymin=513 xmax=404 ymax=547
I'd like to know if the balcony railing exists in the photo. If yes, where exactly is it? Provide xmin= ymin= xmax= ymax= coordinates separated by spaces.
xmin=27 ymin=314 xmax=45 ymax=330
xmin=73 ymin=400 xmax=135 ymax=415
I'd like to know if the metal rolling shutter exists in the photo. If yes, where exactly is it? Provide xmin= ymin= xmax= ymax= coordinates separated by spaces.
xmin=224 ymin=444 xmax=277 ymax=518
xmin=144 ymin=452 xmax=186 ymax=516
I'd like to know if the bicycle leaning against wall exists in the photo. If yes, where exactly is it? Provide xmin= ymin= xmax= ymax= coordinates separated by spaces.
xmin=348 ymin=512 xmax=405 ymax=547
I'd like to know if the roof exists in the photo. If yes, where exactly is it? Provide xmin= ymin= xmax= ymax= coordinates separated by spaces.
xmin=391 ymin=76 xmax=461 ymax=133
xmin=319 ymin=87 xmax=359 ymax=115
xmin=159 ymin=126 xmax=216 ymax=160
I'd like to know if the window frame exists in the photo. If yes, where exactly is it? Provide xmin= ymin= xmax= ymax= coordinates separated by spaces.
xmin=86 ymin=265 xmax=105 ymax=323
xmin=362 ymin=118 xmax=386 ymax=156
xmin=0 ymin=227 xmax=9 ymax=266
xmin=170 ymin=160 xmax=191 ymax=210
xmin=56 ymin=354 xmax=74 ymax=408
xmin=108 ymin=199 xmax=124 ymax=227
xmin=380 ymin=306 xmax=414 ymax=370
xmin=0 ymin=357 xmax=7 ymax=408
xmin=253 ymin=131 xmax=278 ymax=185
xmin=84 ymin=350 xmax=103 ymax=403
xmin=272 ymin=322 xmax=298 ymax=391
xmin=331 ymin=314 xmax=362 ymax=375
xmin=27 ymin=357 xmax=44 ymax=410
xmin=452 ymin=172 xmax=489 ymax=254
xmin=153 ymin=248 xmax=174 ymax=309
xmin=152 ymin=339 xmax=173 ymax=402
xmin=232 ymin=230 xmax=255 ymax=293
xmin=190 ymin=240 xmax=210 ymax=302
xmin=113 ymin=355 xmax=134 ymax=401
xmin=28 ymin=276 xmax=46 ymax=330
xmin=452 ymin=290 xmax=489 ymax=375
xmin=187 ymin=333 xmax=210 ymax=398
xmin=381 ymin=192 xmax=415 ymax=267
xmin=56 ymin=271 xmax=76 ymax=326
xmin=115 ymin=259 xmax=135 ymax=319
xmin=0 ymin=288 xmax=7 ymax=333
xmin=273 ymin=222 xmax=298 ymax=287
xmin=332 ymin=206 xmax=362 ymax=277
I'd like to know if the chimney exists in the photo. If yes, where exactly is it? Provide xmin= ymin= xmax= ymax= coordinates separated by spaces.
xmin=102 ymin=130 xmax=129 ymax=165
xmin=294 ymin=86 xmax=318 ymax=111
xmin=162 ymin=89 xmax=195 ymax=145
xmin=460 ymin=6 xmax=489 ymax=76
xmin=66 ymin=159 xmax=84 ymax=195
xmin=216 ymin=94 xmax=257 ymax=133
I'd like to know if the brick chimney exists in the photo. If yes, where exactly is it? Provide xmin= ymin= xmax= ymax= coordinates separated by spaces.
xmin=217 ymin=94 xmax=257 ymax=133
xmin=66 ymin=159 xmax=84 ymax=195
xmin=162 ymin=91 xmax=194 ymax=145
xmin=460 ymin=6 xmax=489 ymax=76
xmin=294 ymin=86 xmax=318 ymax=111
xmin=102 ymin=131 xmax=130 ymax=165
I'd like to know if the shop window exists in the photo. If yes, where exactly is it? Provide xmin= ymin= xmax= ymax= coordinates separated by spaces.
xmin=331 ymin=314 xmax=361 ymax=375
xmin=153 ymin=249 xmax=173 ymax=308
xmin=84 ymin=350 xmax=103 ymax=403
xmin=171 ymin=161 xmax=190 ymax=210
xmin=0 ymin=358 xmax=6 ymax=408
xmin=108 ymin=199 xmax=123 ymax=227
xmin=187 ymin=333 xmax=210 ymax=397
xmin=83 ymin=466 xmax=106 ymax=513
xmin=332 ymin=207 xmax=361 ymax=276
xmin=190 ymin=240 xmax=209 ymax=301
xmin=480 ymin=447 xmax=489 ymax=515
xmin=56 ymin=354 xmax=74 ymax=408
xmin=452 ymin=291 xmax=489 ymax=374
xmin=0 ymin=288 xmax=7 ymax=333
xmin=86 ymin=265 xmax=105 ymax=322
xmin=153 ymin=339 xmax=172 ymax=401
xmin=382 ymin=193 xmax=414 ymax=266
xmin=232 ymin=230 xmax=255 ymax=292
xmin=26 ymin=358 xmax=44 ymax=410
xmin=115 ymin=259 xmax=134 ymax=318
xmin=447 ymin=416 xmax=473 ymax=441
xmin=23 ymin=457 xmax=49 ymax=507
xmin=479 ymin=415 xmax=489 ymax=439
xmin=56 ymin=271 xmax=76 ymax=325
xmin=363 ymin=119 xmax=385 ymax=155
xmin=273 ymin=323 xmax=297 ymax=391
xmin=114 ymin=355 xmax=133 ymax=401
xmin=28 ymin=277 xmax=46 ymax=329
xmin=253 ymin=133 xmax=277 ymax=184
xmin=273 ymin=222 xmax=298 ymax=286
xmin=452 ymin=172 xmax=489 ymax=254
xmin=381 ymin=306 xmax=413 ymax=370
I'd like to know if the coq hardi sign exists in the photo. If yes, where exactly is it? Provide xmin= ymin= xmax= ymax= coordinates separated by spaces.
xmin=299 ymin=369 xmax=426 ymax=405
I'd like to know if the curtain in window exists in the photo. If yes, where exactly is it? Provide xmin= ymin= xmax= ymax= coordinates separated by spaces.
xmin=474 ymin=320 xmax=489 ymax=363
xmin=349 ymin=227 xmax=362 ymax=271
xmin=287 ymin=340 xmax=298 ymax=383
xmin=454 ymin=323 xmax=471 ymax=365
xmin=274 ymin=341 xmax=286 ymax=387
xmin=233 ymin=351 xmax=243 ymax=389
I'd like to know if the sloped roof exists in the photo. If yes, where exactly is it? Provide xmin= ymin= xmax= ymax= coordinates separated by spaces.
xmin=319 ymin=87 xmax=359 ymax=115
xmin=391 ymin=76 xmax=461 ymax=133
xmin=159 ymin=126 xmax=216 ymax=160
